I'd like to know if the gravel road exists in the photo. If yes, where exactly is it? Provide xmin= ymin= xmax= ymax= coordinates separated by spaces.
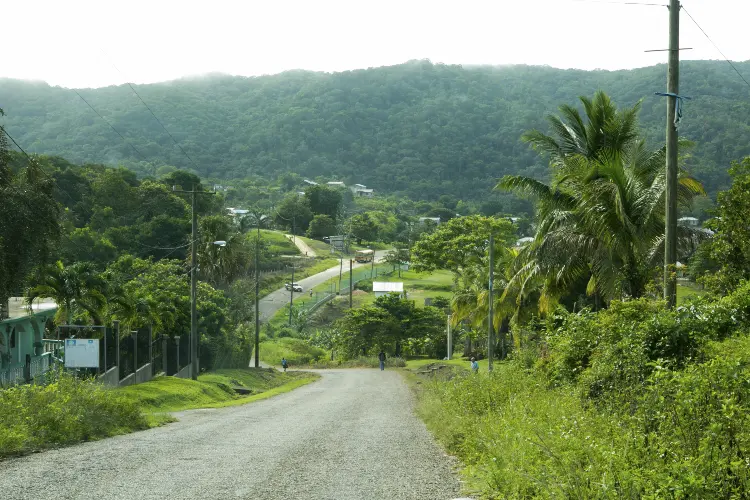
xmin=258 ymin=250 xmax=387 ymax=322
xmin=0 ymin=369 xmax=462 ymax=500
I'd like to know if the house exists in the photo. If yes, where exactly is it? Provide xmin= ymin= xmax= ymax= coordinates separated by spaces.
xmin=515 ymin=237 xmax=534 ymax=247
xmin=0 ymin=297 xmax=58 ymax=386
xmin=226 ymin=208 xmax=249 ymax=216
xmin=303 ymin=179 xmax=318 ymax=186
xmin=419 ymin=217 xmax=441 ymax=225
xmin=327 ymin=181 xmax=346 ymax=189
xmin=678 ymin=217 xmax=700 ymax=227
xmin=350 ymin=184 xmax=374 ymax=197
xmin=373 ymin=282 xmax=404 ymax=297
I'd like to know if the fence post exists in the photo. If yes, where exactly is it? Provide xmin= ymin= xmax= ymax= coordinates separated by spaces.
xmin=148 ymin=325 xmax=153 ymax=375
xmin=132 ymin=331 xmax=138 ymax=374
xmin=114 ymin=320 xmax=120 ymax=378
xmin=162 ymin=335 xmax=168 ymax=376
xmin=175 ymin=335 xmax=181 ymax=371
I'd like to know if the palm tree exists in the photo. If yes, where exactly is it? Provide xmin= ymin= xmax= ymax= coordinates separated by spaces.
xmin=26 ymin=261 xmax=107 ymax=325
xmin=498 ymin=139 xmax=705 ymax=307
xmin=522 ymin=90 xmax=641 ymax=167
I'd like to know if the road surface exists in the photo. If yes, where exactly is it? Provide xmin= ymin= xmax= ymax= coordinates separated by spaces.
xmin=259 ymin=250 xmax=387 ymax=321
xmin=0 ymin=370 xmax=462 ymax=500
xmin=285 ymin=234 xmax=317 ymax=257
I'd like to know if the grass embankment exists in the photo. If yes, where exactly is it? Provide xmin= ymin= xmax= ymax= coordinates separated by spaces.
xmin=260 ymin=230 xmax=299 ymax=255
xmin=0 ymin=372 xmax=149 ymax=459
xmin=415 ymin=296 xmax=750 ymax=498
xmin=118 ymin=368 xmax=318 ymax=413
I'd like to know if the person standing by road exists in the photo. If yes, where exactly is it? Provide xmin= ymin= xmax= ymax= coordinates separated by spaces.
xmin=378 ymin=350 xmax=386 ymax=371
xmin=470 ymin=357 xmax=479 ymax=374
xmin=281 ymin=357 xmax=288 ymax=372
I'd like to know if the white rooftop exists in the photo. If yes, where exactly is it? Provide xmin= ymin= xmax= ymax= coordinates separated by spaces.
xmin=6 ymin=297 xmax=57 ymax=320
xmin=373 ymin=282 xmax=404 ymax=293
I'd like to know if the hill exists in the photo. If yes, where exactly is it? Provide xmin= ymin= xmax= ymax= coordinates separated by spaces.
xmin=2 ymin=60 xmax=750 ymax=199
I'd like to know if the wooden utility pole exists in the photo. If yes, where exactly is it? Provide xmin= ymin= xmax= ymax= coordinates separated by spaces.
xmin=173 ymin=185 xmax=215 ymax=379
xmin=447 ymin=314 xmax=453 ymax=361
xmin=487 ymin=233 xmax=495 ymax=372
xmin=664 ymin=0 xmax=680 ymax=308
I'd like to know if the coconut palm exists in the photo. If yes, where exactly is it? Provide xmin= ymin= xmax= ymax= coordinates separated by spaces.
xmin=522 ymin=90 xmax=641 ymax=167
xmin=26 ymin=261 xmax=107 ymax=324
xmin=498 ymin=139 xmax=705 ymax=307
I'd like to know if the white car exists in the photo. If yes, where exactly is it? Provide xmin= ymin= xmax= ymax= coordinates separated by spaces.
xmin=285 ymin=283 xmax=303 ymax=292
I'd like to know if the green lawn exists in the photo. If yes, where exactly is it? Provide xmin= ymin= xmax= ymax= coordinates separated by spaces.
xmin=677 ymin=283 xmax=706 ymax=304
xmin=118 ymin=368 xmax=318 ymax=413
xmin=258 ymin=337 xmax=328 ymax=367
xmin=259 ymin=230 xmax=299 ymax=256
xmin=299 ymin=236 xmax=332 ymax=255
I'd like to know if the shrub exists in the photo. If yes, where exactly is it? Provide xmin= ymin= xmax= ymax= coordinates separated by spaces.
xmin=0 ymin=371 xmax=148 ymax=458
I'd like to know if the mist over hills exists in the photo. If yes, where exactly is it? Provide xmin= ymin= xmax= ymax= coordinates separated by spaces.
xmin=2 ymin=59 xmax=749 ymax=200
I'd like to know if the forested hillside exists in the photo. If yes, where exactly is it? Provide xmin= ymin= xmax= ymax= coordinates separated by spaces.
xmin=2 ymin=60 xmax=749 ymax=199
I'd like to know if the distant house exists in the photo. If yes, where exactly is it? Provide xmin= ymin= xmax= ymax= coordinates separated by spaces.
xmin=419 ymin=217 xmax=441 ymax=225
xmin=1 ymin=298 xmax=58 ymax=386
xmin=373 ymin=282 xmax=404 ymax=297
xmin=349 ymin=183 xmax=374 ymax=197
xmin=515 ymin=237 xmax=534 ymax=247
xmin=226 ymin=208 xmax=249 ymax=216
xmin=327 ymin=181 xmax=346 ymax=189
xmin=303 ymin=179 xmax=318 ymax=186
xmin=678 ymin=217 xmax=700 ymax=227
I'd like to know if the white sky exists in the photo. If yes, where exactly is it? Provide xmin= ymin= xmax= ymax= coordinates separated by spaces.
xmin=2 ymin=0 xmax=747 ymax=89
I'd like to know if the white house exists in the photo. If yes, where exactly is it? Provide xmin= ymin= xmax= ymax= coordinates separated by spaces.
xmin=419 ymin=217 xmax=441 ymax=225
xmin=678 ymin=217 xmax=700 ymax=227
xmin=327 ymin=181 xmax=346 ymax=189
xmin=373 ymin=282 xmax=404 ymax=297
xmin=226 ymin=208 xmax=249 ymax=216
xmin=303 ymin=179 xmax=318 ymax=186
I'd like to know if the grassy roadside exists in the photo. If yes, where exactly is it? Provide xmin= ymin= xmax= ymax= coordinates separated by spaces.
xmin=118 ymin=368 xmax=319 ymax=414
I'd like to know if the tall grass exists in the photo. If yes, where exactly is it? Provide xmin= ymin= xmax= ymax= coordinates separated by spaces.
xmin=0 ymin=371 xmax=148 ymax=458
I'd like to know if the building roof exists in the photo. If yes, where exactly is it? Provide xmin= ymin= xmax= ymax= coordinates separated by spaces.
xmin=373 ymin=282 xmax=404 ymax=293
xmin=353 ymin=183 xmax=367 ymax=188
xmin=355 ymin=188 xmax=374 ymax=193
xmin=327 ymin=181 xmax=346 ymax=187
xmin=4 ymin=297 xmax=57 ymax=321
xmin=303 ymin=179 xmax=318 ymax=185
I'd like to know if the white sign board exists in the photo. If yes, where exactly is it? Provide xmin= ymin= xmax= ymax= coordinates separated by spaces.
xmin=64 ymin=339 xmax=100 ymax=368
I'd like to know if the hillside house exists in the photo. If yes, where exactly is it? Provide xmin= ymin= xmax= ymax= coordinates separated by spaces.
xmin=1 ymin=298 xmax=58 ymax=386
xmin=418 ymin=217 xmax=441 ymax=225
xmin=327 ymin=181 xmax=346 ymax=189
xmin=678 ymin=217 xmax=700 ymax=227
xmin=350 ymin=184 xmax=374 ymax=198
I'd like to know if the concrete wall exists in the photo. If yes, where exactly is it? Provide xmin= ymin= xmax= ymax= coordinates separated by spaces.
xmin=119 ymin=373 xmax=135 ymax=387
xmin=135 ymin=363 xmax=152 ymax=384
xmin=174 ymin=365 xmax=192 ymax=379
xmin=99 ymin=366 xmax=119 ymax=387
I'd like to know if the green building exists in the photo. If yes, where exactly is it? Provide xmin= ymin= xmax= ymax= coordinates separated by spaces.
xmin=0 ymin=298 xmax=58 ymax=386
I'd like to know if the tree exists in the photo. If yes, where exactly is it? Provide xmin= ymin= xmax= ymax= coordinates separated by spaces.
xmin=26 ymin=261 xmax=107 ymax=325
xmin=0 ymin=112 xmax=60 ymax=311
xmin=499 ymin=94 xmax=706 ymax=306
xmin=274 ymin=194 xmax=313 ymax=234
xmin=699 ymin=157 xmax=750 ymax=294
xmin=307 ymin=214 xmax=337 ymax=239
xmin=305 ymin=185 xmax=342 ymax=219
xmin=384 ymin=245 xmax=410 ymax=277
xmin=349 ymin=213 xmax=379 ymax=244
xmin=411 ymin=215 xmax=515 ymax=282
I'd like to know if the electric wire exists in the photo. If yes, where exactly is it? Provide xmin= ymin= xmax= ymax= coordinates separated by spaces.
xmin=682 ymin=5 xmax=750 ymax=90
xmin=71 ymin=89 xmax=147 ymax=160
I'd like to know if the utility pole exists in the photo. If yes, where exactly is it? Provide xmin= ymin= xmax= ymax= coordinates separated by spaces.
xmin=349 ymin=259 xmax=353 ymax=308
xmin=371 ymin=249 xmax=375 ymax=279
xmin=254 ymin=223 xmax=261 ymax=368
xmin=664 ymin=0 xmax=680 ymax=309
xmin=447 ymin=314 xmax=453 ymax=360
xmin=487 ymin=233 xmax=495 ymax=372
xmin=173 ymin=184 xmax=215 ymax=380
xmin=288 ymin=217 xmax=296 ymax=327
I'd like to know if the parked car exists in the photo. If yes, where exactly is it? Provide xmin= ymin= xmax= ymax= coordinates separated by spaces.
xmin=285 ymin=283 xmax=303 ymax=292
xmin=322 ymin=236 xmax=331 ymax=244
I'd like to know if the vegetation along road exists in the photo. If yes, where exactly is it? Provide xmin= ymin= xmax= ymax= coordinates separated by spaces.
xmin=0 ymin=370 xmax=461 ymax=500
xmin=258 ymin=250 xmax=387 ymax=321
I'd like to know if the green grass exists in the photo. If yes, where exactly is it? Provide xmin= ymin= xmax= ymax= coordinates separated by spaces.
xmin=257 ymin=257 xmax=340 ymax=298
xmin=377 ymin=269 xmax=454 ymax=291
xmin=298 ymin=236 xmax=332 ymax=255
xmin=258 ymin=337 xmax=328 ymax=367
xmin=0 ymin=371 xmax=149 ymax=458
xmin=259 ymin=230 xmax=299 ymax=256
xmin=118 ymin=368 xmax=318 ymax=413
xmin=677 ymin=282 xmax=706 ymax=304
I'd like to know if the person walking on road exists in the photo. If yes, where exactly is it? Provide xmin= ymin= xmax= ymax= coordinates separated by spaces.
xmin=281 ymin=357 xmax=288 ymax=372
xmin=378 ymin=350 xmax=386 ymax=371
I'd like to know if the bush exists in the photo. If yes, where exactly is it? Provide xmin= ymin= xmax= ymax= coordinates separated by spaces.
xmin=259 ymin=338 xmax=327 ymax=366
xmin=0 ymin=371 xmax=148 ymax=458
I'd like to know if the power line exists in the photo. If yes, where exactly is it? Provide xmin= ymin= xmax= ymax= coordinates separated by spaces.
xmin=124 ymin=82 xmax=200 ymax=170
xmin=71 ymin=89 xmax=147 ymax=161
xmin=682 ymin=5 xmax=750 ymax=90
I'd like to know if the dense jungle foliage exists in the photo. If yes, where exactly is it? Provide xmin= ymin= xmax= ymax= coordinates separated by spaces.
xmin=2 ymin=60 xmax=750 ymax=203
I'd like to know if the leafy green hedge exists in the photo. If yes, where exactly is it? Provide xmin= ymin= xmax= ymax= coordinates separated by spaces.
xmin=0 ymin=372 xmax=148 ymax=458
